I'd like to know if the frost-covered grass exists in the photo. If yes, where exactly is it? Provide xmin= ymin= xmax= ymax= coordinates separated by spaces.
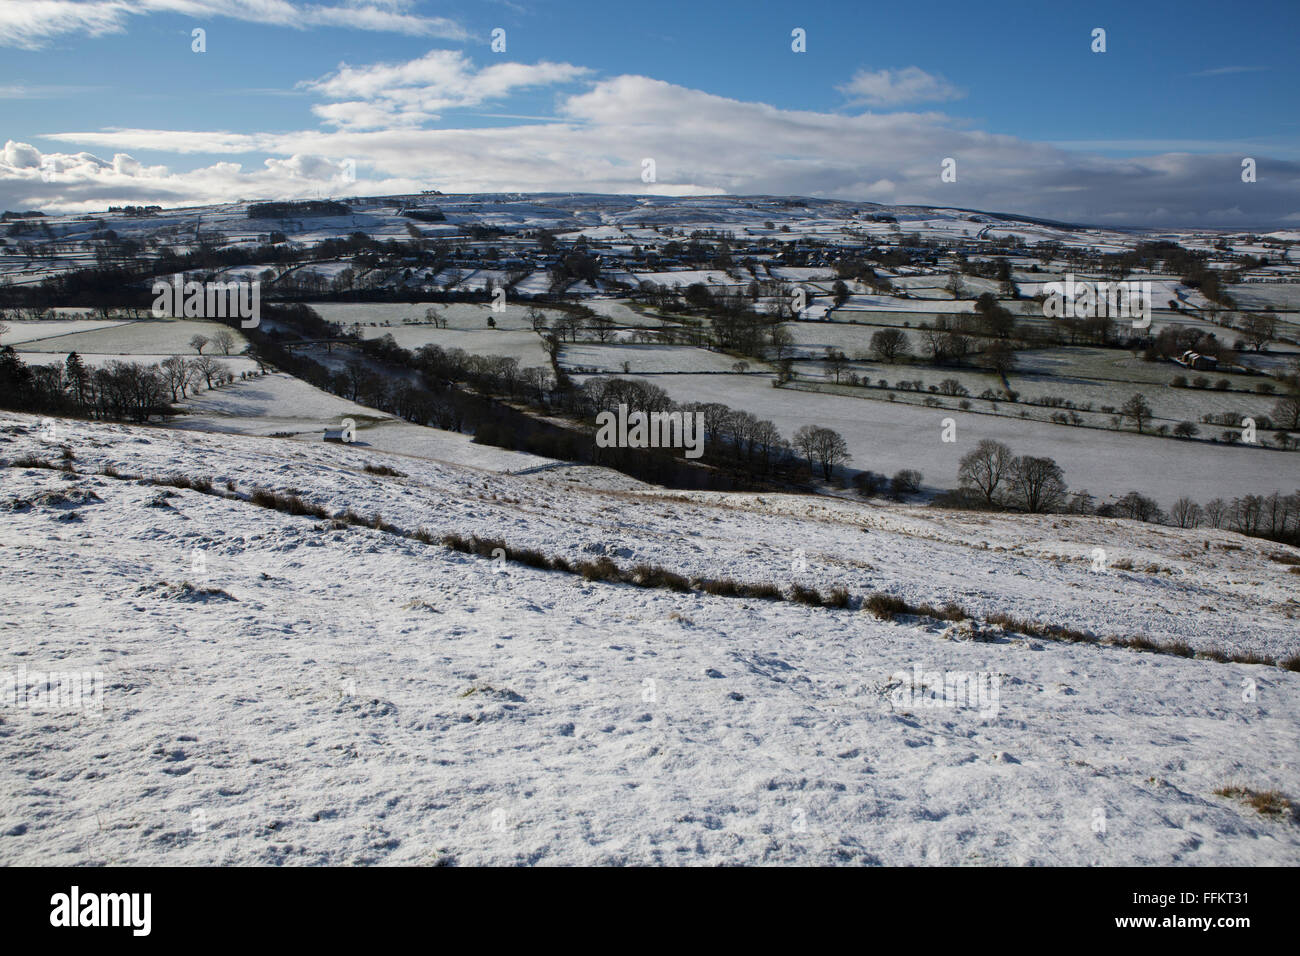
xmin=1 ymin=413 xmax=1297 ymax=865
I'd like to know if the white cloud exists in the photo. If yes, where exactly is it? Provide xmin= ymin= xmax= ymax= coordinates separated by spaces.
xmin=0 ymin=2 xmax=129 ymax=50
xmin=13 ymin=71 xmax=1299 ymax=227
xmin=0 ymin=84 xmax=107 ymax=99
xmin=0 ymin=0 xmax=466 ymax=49
xmin=46 ymin=128 xmax=273 ymax=154
xmin=3 ymin=141 xmax=44 ymax=170
xmin=303 ymin=50 xmax=591 ymax=129
xmin=837 ymin=66 xmax=964 ymax=107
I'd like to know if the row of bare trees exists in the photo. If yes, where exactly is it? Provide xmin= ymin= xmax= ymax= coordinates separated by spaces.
xmin=952 ymin=437 xmax=1300 ymax=543
xmin=0 ymin=347 xmax=236 ymax=423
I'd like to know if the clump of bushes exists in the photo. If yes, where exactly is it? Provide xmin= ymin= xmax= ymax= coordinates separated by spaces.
xmin=441 ymin=533 xmax=507 ymax=558
xmin=789 ymin=583 xmax=824 ymax=606
xmin=11 ymin=453 xmax=56 ymax=469
xmin=1213 ymin=785 xmax=1293 ymax=818
xmin=890 ymin=469 xmax=923 ymax=497
xmin=248 ymin=486 xmax=330 ymax=519
xmin=697 ymin=577 xmax=784 ymax=600
xmin=335 ymin=508 xmax=397 ymax=532
xmin=853 ymin=471 xmax=886 ymax=497
xmin=863 ymin=592 xmax=966 ymax=622
xmin=864 ymin=592 xmax=911 ymax=620
xmin=632 ymin=564 xmax=693 ymax=592
xmin=698 ymin=576 xmax=741 ymax=597
xmin=576 ymin=555 xmax=622 ymax=582
xmin=824 ymin=587 xmax=852 ymax=609
xmin=509 ymin=546 xmax=552 ymax=571
xmin=916 ymin=601 xmax=969 ymax=622
xmin=154 ymin=474 xmax=214 ymax=494
xmin=986 ymin=611 xmax=1097 ymax=645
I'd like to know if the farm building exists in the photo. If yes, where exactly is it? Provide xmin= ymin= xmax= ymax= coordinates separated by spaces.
xmin=1178 ymin=350 xmax=1218 ymax=370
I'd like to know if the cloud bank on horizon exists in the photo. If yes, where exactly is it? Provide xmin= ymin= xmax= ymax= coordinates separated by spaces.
xmin=1 ymin=1 xmax=1296 ymax=229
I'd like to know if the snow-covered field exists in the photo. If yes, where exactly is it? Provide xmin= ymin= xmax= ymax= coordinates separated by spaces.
xmin=4 ymin=192 xmax=1300 ymax=865
xmin=1 ymin=413 xmax=1297 ymax=865
xmin=308 ymin=302 xmax=560 ymax=333
xmin=1 ymin=319 xmax=133 ymax=345
xmin=561 ymin=343 xmax=745 ymax=375
xmin=587 ymin=373 xmax=1299 ymax=507
xmin=174 ymin=371 xmax=553 ymax=473
xmin=10 ymin=319 xmax=252 ymax=357
xmin=360 ymin=327 xmax=550 ymax=367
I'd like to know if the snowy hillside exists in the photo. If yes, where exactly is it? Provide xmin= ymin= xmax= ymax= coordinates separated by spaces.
xmin=2 ymin=413 xmax=1298 ymax=865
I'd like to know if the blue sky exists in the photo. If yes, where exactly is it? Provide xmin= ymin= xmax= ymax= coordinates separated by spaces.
xmin=2 ymin=0 xmax=1297 ymax=226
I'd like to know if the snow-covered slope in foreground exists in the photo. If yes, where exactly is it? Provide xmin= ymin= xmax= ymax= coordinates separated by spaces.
xmin=1 ymin=414 xmax=1298 ymax=865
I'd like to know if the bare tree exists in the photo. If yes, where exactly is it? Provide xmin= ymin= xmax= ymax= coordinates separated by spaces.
xmin=189 ymin=334 xmax=209 ymax=355
xmin=944 ymin=271 xmax=965 ymax=298
xmin=590 ymin=313 xmax=615 ymax=343
xmin=920 ymin=324 xmax=948 ymax=364
xmin=958 ymin=439 xmax=1014 ymax=506
xmin=1119 ymin=392 xmax=1154 ymax=433
xmin=1007 ymin=455 xmax=1067 ymax=513
xmin=1204 ymin=498 xmax=1228 ymax=528
xmin=192 ymin=355 xmax=225 ymax=390
xmin=870 ymin=328 xmax=910 ymax=364
xmin=824 ymin=348 xmax=849 ymax=383
xmin=160 ymin=355 xmax=191 ymax=401
xmin=1241 ymin=313 xmax=1277 ymax=352
xmin=1272 ymin=394 xmax=1300 ymax=430
xmin=985 ymin=341 xmax=1017 ymax=377
xmin=1170 ymin=497 xmax=1203 ymax=528
xmin=943 ymin=331 xmax=972 ymax=364
xmin=1115 ymin=491 xmax=1164 ymax=523
xmin=212 ymin=328 xmax=237 ymax=355
xmin=750 ymin=419 xmax=786 ymax=472
xmin=792 ymin=425 xmax=819 ymax=475
xmin=813 ymin=427 xmax=852 ymax=480
xmin=557 ymin=312 xmax=580 ymax=342
xmin=794 ymin=425 xmax=852 ymax=480
xmin=768 ymin=325 xmax=794 ymax=362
